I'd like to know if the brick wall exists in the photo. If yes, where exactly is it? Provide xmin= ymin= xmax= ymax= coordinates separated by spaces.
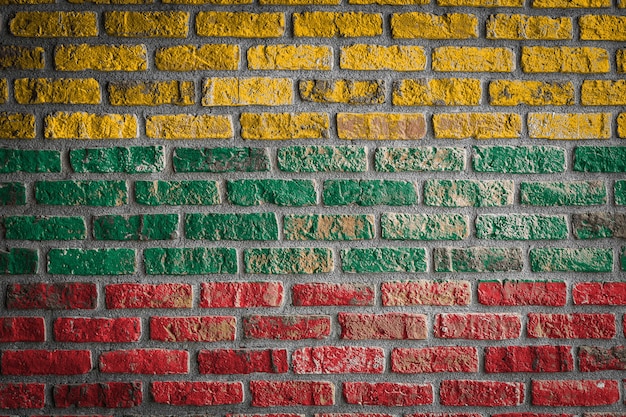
xmin=0 ymin=0 xmax=625 ymax=414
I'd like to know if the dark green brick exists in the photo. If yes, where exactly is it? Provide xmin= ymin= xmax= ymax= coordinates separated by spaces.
xmin=382 ymin=213 xmax=468 ymax=240
xmin=173 ymin=147 xmax=270 ymax=173
xmin=572 ymin=213 xmax=626 ymax=239
xmin=472 ymin=146 xmax=565 ymax=174
xmin=0 ymin=182 xmax=26 ymax=206
xmin=621 ymin=247 xmax=626 ymax=271
xmin=277 ymin=146 xmax=366 ymax=172
xmin=530 ymin=247 xmax=613 ymax=272
xmin=135 ymin=180 xmax=219 ymax=206
xmin=375 ymin=147 xmax=465 ymax=172
xmin=424 ymin=179 xmax=513 ymax=207
xmin=48 ymin=248 xmax=136 ymax=275
xmin=4 ymin=216 xmax=86 ymax=240
xmin=244 ymin=248 xmax=333 ymax=274
xmin=185 ymin=213 xmax=278 ymax=240
xmin=615 ymin=180 xmax=626 ymax=205
xmin=476 ymin=214 xmax=568 ymax=240
xmin=574 ymin=147 xmax=626 ymax=172
xmin=35 ymin=181 xmax=127 ymax=206
xmin=0 ymin=149 xmax=61 ymax=173
xmin=70 ymin=146 xmax=164 ymax=174
xmin=284 ymin=214 xmax=374 ymax=241
xmin=227 ymin=179 xmax=316 ymax=207
xmin=144 ymin=247 xmax=237 ymax=275
xmin=93 ymin=214 xmax=178 ymax=240
xmin=323 ymin=180 xmax=417 ymax=206
xmin=520 ymin=181 xmax=606 ymax=206
xmin=341 ymin=247 xmax=427 ymax=273
xmin=0 ymin=248 xmax=38 ymax=275
xmin=434 ymin=247 xmax=523 ymax=272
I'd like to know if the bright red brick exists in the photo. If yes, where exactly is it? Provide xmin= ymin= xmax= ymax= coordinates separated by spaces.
xmin=293 ymin=346 xmax=384 ymax=374
xmin=485 ymin=346 xmax=573 ymax=373
xmin=201 ymin=282 xmax=283 ymax=308
xmin=338 ymin=312 xmax=427 ymax=340
xmin=198 ymin=349 xmax=288 ymax=374
xmin=6 ymin=282 xmax=97 ymax=310
xmin=382 ymin=280 xmax=471 ymax=306
xmin=573 ymin=282 xmax=626 ymax=305
xmin=99 ymin=349 xmax=188 ymax=374
xmin=318 ymin=414 xmax=394 ymax=417
xmin=408 ymin=414 xmax=482 ymax=417
xmin=151 ymin=381 xmax=243 ymax=406
xmin=478 ymin=280 xmax=566 ymax=306
xmin=435 ymin=313 xmax=521 ymax=340
xmin=105 ymin=283 xmax=192 ymax=309
xmin=493 ymin=414 xmax=573 ymax=417
xmin=391 ymin=347 xmax=478 ymax=373
xmin=230 ymin=415 xmax=303 ymax=417
xmin=250 ymin=381 xmax=335 ymax=407
xmin=243 ymin=315 xmax=330 ymax=340
xmin=292 ymin=283 xmax=375 ymax=306
xmin=150 ymin=316 xmax=236 ymax=342
xmin=2 ymin=350 xmax=91 ymax=375
xmin=579 ymin=346 xmax=626 ymax=371
xmin=343 ymin=382 xmax=433 ymax=406
xmin=0 ymin=384 xmax=44 ymax=409
xmin=53 ymin=317 xmax=140 ymax=342
xmin=531 ymin=380 xmax=619 ymax=406
xmin=53 ymin=382 xmax=142 ymax=408
xmin=440 ymin=380 xmax=525 ymax=406
xmin=528 ymin=314 xmax=616 ymax=339
xmin=0 ymin=317 xmax=44 ymax=342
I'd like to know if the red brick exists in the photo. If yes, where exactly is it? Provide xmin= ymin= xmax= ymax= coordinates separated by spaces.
xmin=292 ymin=283 xmax=374 ymax=306
xmin=6 ymin=282 xmax=96 ymax=310
xmin=528 ymin=313 xmax=616 ymax=339
xmin=408 ymin=414 xmax=482 ymax=417
xmin=293 ymin=346 xmax=384 ymax=374
xmin=105 ymin=283 xmax=192 ymax=309
xmin=198 ymin=349 xmax=288 ymax=374
xmin=0 ymin=384 xmax=44 ymax=409
xmin=2 ymin=350 xmax=91 ymax=375
xmin=579 ymin=346 xmax=626 ymax=371
xmin=343 ymin=382 xmax=433 ymax=406
xmin=338 ymin=312 xmax=427 ymax=340
xmin=382 ymin=280 xmax=471 ymax=306
xmin=478 ymin=280 xmax=566 ymax=306
xmin=99 ymin=349 xmax=188 ymax=374
xmin=53 ymin=317 xmax=140 ymax=342
xmin=243 ymin=315 xmax=330 ymax=340
xmin=531 ymin=380 xmax=619 ymax=406
xmin=485 ymin=346 xmax=573 ymax=373
xmin=201 ymin=282 xmax=283 ymax=308
xmin=151 ymin=381 xmax=243 ymax=406
xmin=573 ymin=282 xmax=626 ymax=305
xmin=583 ymin=414 xmax=626 ymax=417
xmin=250 ymin=381 xmax=335 ymax=407
xmin=435 ymin=313 xmax=521 ymax=340
xmin=53 ymin=382 xmax=142 ymax=408
xmin=318 ymin=414 xmax=393 ymax=417
xmin=440 ymin=380 xmax=525 ymax=406
xmin=493 ymin=414 xmax=573 ymax=417
xmin=391 ymin=347 xmax=478 ymax=373
xmin=0 ymin=317 xmax=44 ymax=342
xmin=230 ymin=415 xmax=303 ymax=417
xmin=150 ymin=316 xmax=236 ymax=342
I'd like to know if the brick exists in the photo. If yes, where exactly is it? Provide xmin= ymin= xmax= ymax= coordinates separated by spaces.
xmin=579 ymin=346 xmax=626 ymax=371
xmin=54 ymin=317 xmax=140 ymax=342
xmin=294 ymin=12 xmax=382 ymax=37
xmin=54 ymin=382 xmax=142 ymax=408
xmin=244 ymin=315 xmax=330 ymax=340
xmin=528 ymin=113 xmax=611 ymax=140
xmin=573 ymin=282 xmax=626 ymax=305
xmin=227 ymin=179 xmax=315 ymax=206
xmin=72 ymin=146 xmax=163 ymax=173
xmin=0 ymin=183 xmax=26 ymax=206
xmin=201 ymin=282 xmax=283 ymax=307
xmin=299 ymin=79 xmax=384 ymax=104
xmin=381 ymin=213 xmax=469 ymax=240
xmin=10 ymin=12 xmax=97 ymax=37
xmin=48 ymin=248 xmax=135 ymax=275
xmin=199 ymin=349 xmax=288 ymax=374
xmin=0 ymin=78 xmax=6 ymax=103
xmin=278 ymin=146 xmax=366 ymax=172
xmin=617 ymin=114 xmax=626 ymax=137
xmin=433 ymin=47 xmax=514 ymax=72
xmin=99 ymin=349 xmax=188 ymax=374
xmin=186 ymin=213 xmax=277 ymax=241
xmin=14 ymin=78 xmax=100 ymax=104
xmin=106 ymin=11 xmax=188 ymax=37
xmin=324 ymin=180 xmax=416 ymax=206
xmin=6 ymin=282 xmax=96 ymax=310
xmin=531 ymin=380 xmax=619 ymax=406
xmin=144 ymin=247 xmax=236 ymax=274
xmin=45 ymin=112 xmax=137 ymax=139
xmin=392 ymin=13 xmax=477 ymax=39
xmin=156 ymin=44 xmax=239 ymax=71
xmin=530 ymin=248 xmax=613 ymax=272
xmin=580 ymin=15 xmax=626 ymax=41
xmin=439 ymin=0 xmax=523 ymax=4
xmin=433 ymin=113 xmax=521 ymax=139
xmin=152 ymin=382 xmax=242 ymax=406
xmin=135 ymin=180 xmax=219 ymax=205
xmin=487 ymin=14 xmax=571 ymax=39
xmin=582 ymin=80 xmax=626 ymax=105
xmin=203 ymin=78 xmax=291 ymax=106
xmin=619 ymin=50 xmax=626 ymax=72
xmin=440 ymin=380 xmax=524 ymax=406
xmin=106 ymin=283 xmax=192 ymax=308
xmin=292 ymin=283 xmax=374 ymax=306
xmin=343 ymin=382 xmax=432 ymax=406
xmin=0 ymin=46 xmax=44 ymax=70
xmin=392 ymin=347 xmax=478 ymax=373
xmin=521 ymin=47 xmax=609 ymax=73
xmin=249 ymin=45 xmax=331 ymax=70
xmin=532 ymin=0 xmax=609 ymax=6
xmin=617 ymin=181 xmax=626 ymax=204
xmin=478 ymin=280 xmax=566 ymax=306
xmin=250 ymin=381 xmax=334 ymax=407
xmin=0 ymin=113 xmax=35 ymax=139
xmin=284 ymin=214 xmax=374 ymax=241
xmin=245 ymin=248 xmax=333 ymax=274
xmin=293 ymin=346 xmax=384 ymax=374
xmin=2 ymin=350 xmax=91 ymax=375
xmin=150 ymin=316 xmax=235 ymax=341
xmin=94 ymin=214 xmax=178 ymax=240
xmin=55 ymin=44 xmax=146 ymax=71
xmin=341 ymin=45 xmax=425 ymax=71
xmin=0 ymin=384 xmax=44 ymax=409
xmin=337 ymin=113 xmax=426 ymax=140
xmin=4 ymin=216 xmax=85 ymax=241
xmin=0 ymin=249 xmax=37 ymax=274
xmin=436 ymin=313 xmax=521 ymax=340
xmin=434 ymin=247 xmax=523 ymax=272
xmin=35 ymin=180 xmax=126 ymax=206
xmin=528 ymin=313 xmax=615 ymax=339
xmin=485 ymin=346 xmax=573 ymax=373
xmin=393 ymin=78 xmax=480 ymax=106
xmin=489 ymin=80 xmax=574 ymax=106
xmin=375 ymin=146 xmax=465 ymax=172
xmin=262 ymin=0 xmax=339 ymax=3
xmin=241 ymin=113 xmax=329 ymax=140
xmin=163 ymin=0 xmax=251 ymax=2
xmin=424 ymin=179 xmax=512 ymax=207
xmin=319 ymin=414 xmax=393 ymax=417
xmin=339 ymin=312 xmax=427 ymax=340
xmin=341 ymin=247 xmax=426 ymax=273
xmin=476 ymin=214 xmax=568 ymax=240
xmin=145 ymin=114 xmax=232 ymax=139
xmin=173 ymin=147 xmax=270 ymax=173
xmin=574 ymin=147 xmax=626 ymax=172
xmin=108 ymin=80 xmax=194 ymax=106
xmin=473 ymin=145 xmax=565 ymax=173
xmin=197 ymin=12 xmax=283 ymax=37
xmin=0 ymin=317 xmax=45 ymax=342
xmin=382 ymin=280 xmax=471 ymax=306
xmin=522 ymin=181 xmax=606 ymax=206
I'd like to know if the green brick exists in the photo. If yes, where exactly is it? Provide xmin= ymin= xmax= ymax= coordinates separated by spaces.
xmin=616 ymin=180 xmax=626 ymax=205
xmin=277 ymin=146 xmax=366 ymax=172
xmin=48 ymin=248 xmax=136 ymax=275
xmin=476 ymin=214 xmax=568 ymax=240
xmin=70 ymin=146 xmax=164 ymax=173
xmin=135 ymin=180 xmax=219 ymax=205
xmin=185 ymin=213 xmax=278 ymax=240
xmin=227 ymin=179 xmax=316 ymax=206
xmin=472 ymin=146 xmax=565 ymax=174
xmin=382 ymin=213 xmax=468 ymax=240
xmin=0 ymin=149 xmax=61 ymax=173
xmin=35 ymin=181 xmax=127 ymax=206
xmin=521 ymin=181 xmax=606 ymax=206
xmin=434 ymin=247 xmax=523 ymax=273
xmin=572 ymin=213 xmax=626 ymax=239
xmin=621 ymin=247 xmax=626 ymax=271
xmin=0 ymin=182 xmax=26 ymax=206
xmin=530 ymin=247 xmax=613 ymax=272
xmin=323 ymin=180 xmax=417 ymax=206
xmin=144 ymin=247 xmax=237 ymax=275
xmin=93 ymin=214 xmax=178 ymax=240
xmin=0 ymin=248 xmax=38 ymax=275
xmin=424 ymin=179 xmax=513 ymax=207
xmin=341 ymin=247 xmax=427 ymax=273
xmin=4 ymin=216 xmax=86 ymax=240
xmin=284 ymin=214 xmax=374 ymax=241
xmin=173 ymin=147 xmax=270 ymax=173
xmin=244 ymin=248 xmax=333 ymax=274
xmin=574 ymin=147 xmax=626 ymax=172
xmin=375 ymin=147 xmax=465 ymax=172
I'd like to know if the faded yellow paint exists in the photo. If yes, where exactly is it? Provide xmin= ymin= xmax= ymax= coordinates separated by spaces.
xmin=0 ymin=113 xmax=36 ymax=139
xmin=45 ymin=112 xmax=138 ymax=139
xmin=527 ymin=113 xmax=611 ymax=140
xmin=299 ymin=79 xmax=385 ymax=104
xmin=486 ymin=14 xmax=572 ymax=40
xmin=14 ymin=78 xmax=101 ymax=105
xmin=108 ymin=81 xmax=195 ymax=106
xmin=146 ymin=114 xmax=233 ymax=139
xmin=433 ymin=113 xmax=522 ymax=139
xmin=202 ymin=78 xmax=293 ymax=106
xmin=393 ymin=78 xmax=481 ymax=106
xmin=0 ymin=46 xmax=45 ymax=70
xmin=9 ymin=12 xmax=98 ymax=37
xmin=240 ymin=113 xmax=329 ymax=140
xmin=532 ymin=0 xmax=610 ymax=7
xmin=337 ymin=113 xmax=427 ymax=140
xmin=0 ymin=79 xmax=7 ymax=104
xmin=489 ymin=80 xmax=574 ymax=106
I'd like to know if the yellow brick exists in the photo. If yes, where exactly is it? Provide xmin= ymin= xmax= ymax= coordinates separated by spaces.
xmin=393 ymin=78 xmax=481 ymax=106
xmin=391 ymin=13 xmax=478 ymax=39
xmin=337 ymin=113 xmax=426 ymax=140
xmin=45 ymin=112 xmax=138 ymax=139
xmin=0 ymin=0 xmax=54 ymax=3
xmin=164 ymin=0 xmax=250 ymax=3
xmin=14 ymin=78 xmax=101 ymax=105
xmin=55 ymin=44 xmax=147 ymax=71
xmin=486 ymin=14 xmax=571 ymax=40
xmin=618 ymin=50 xmax=626 ymax=73
xmin=618 ymin=114 xmax=626 ymax=138
xmin=0 ymin=46 xmax=44 ymax=70
xmin=532 ymin=0 xmax=609 ymax=7
xmin=350 ymin=0 xmax=428 ymax=3
xmin=68 ymin=0 xmax=153 ymax=3
xmin=156 ymin=45 xmax=239 ymax=71
xmin=248 ymin=45 xmax=332 ymax=70
xmin=0 ymin=113 xmax=36 ymax=139
xmin=438 ymin=0 xmax=523 ymax=5
xmin=196 ymin=12 xmax=284 ymax=38
xmin=240 ymin=113 xmax=329 ymax=140
xmin=105 ymin=11 xmax=189 ymax=38
xmin=299 ymin=79 xmax=385 ymax=104
xmin=260 ymin=0 xmax=339 ymax=4
xmin=0 ymin=79 xmax=7 ymax=104
xmin=108 ymin=81 xmax=195 ymax=106
xmin=489 ymin=80 xmax=574 ymax=106
xmin=146 ymin=114 xmax=233 ymax=139
xmin=433 ymin=47 xmax=514 ymax=72
xmin=202 ymin=78 xmax=293 ymax=106
xmin=581 ymin=81 xmax=626 ymax=106
xmin=433 ymin=113 xmax=521 ymax=139
xmin=521 ymin=46 xmax=609 ymax=73
xmin=294 ymin=12 xmax=382 ymax=37
xmin=580 ymin=15 xmax=626 ymax=41
xmin=341 ymin=45 xmax=426 ymax=71
xmin=528 ymin=113 xmax=611 ymax=140
xmin=9 ymin=12 xmax=97 ymax=38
